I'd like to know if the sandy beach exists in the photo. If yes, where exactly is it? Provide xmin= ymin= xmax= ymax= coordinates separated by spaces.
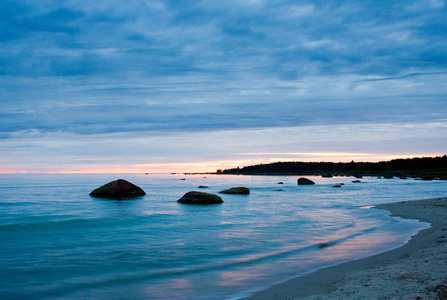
xmin=245 ymin=197 xmax=447 ymax=300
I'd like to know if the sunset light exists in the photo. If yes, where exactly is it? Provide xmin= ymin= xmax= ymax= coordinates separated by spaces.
xmin=1 ymin=1 xmax=446 ymax=299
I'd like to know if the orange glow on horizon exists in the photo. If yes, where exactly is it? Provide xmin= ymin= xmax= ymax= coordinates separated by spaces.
xmin=0 ymin=153 xmax=443 ymax=174
xmin=49 ymin=159 xmax=262 ymax=174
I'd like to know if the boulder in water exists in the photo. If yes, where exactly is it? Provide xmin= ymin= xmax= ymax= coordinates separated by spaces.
xmin=297 ymin=178 xmax=315 ymax=185
xmin=177 ymin=191 xmax=223 ymax=204
xmin=219 ymin=187 xmax=250 ymax=195
xmin=90 ymin=179 xmax=146 ymax=199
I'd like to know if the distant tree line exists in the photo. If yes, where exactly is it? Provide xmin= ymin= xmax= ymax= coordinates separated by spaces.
xmin=216 ymin=155 xmax=447 ymax=176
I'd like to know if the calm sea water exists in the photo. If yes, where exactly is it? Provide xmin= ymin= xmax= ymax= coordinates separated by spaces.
xmin=0 ymin=174 xmax=445 ymax=299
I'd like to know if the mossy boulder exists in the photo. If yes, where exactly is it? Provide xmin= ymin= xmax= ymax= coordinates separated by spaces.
xmin=177 ymin=191 xmax=223 ymax=204
xmin=90 ymin=179 xmax=146 ymax=199
xmin=219 ymin=187 xmax=250 ymax=195
xmin=297 ymin=178 xmax=315 ymax=185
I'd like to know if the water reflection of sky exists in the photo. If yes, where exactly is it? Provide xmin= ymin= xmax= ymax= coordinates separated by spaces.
xmin=0 ymin=174 xmax=443 ymax=300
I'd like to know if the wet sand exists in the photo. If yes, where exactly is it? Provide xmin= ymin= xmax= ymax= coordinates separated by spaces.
xmin=244 ymin=197 xmax=447 ymax=300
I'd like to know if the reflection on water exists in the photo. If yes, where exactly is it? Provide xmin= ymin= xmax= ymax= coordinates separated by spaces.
xmin=0 ymin=174 xmax=443 ymax=300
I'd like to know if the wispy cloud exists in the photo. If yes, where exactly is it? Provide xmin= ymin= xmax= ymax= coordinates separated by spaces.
xmin=1 ymin=0 xmax=446 ymax=172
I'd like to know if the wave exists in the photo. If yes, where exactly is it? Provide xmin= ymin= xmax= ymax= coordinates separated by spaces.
xmin=0 ymin=213 xmax=177 ymax=232
xmin=33 ymin=227 xmax=379 ymax=297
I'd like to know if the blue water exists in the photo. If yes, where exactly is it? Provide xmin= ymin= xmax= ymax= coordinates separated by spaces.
xmin=0 ymin=174 xmax=445 ymax=299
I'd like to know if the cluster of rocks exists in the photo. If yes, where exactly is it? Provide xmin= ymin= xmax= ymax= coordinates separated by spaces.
xmin=310 ymin=171 xmax=447 ymax=181
xmin=378 ymin=174 xmax=445 ymax=181
xmin=177 ymin=186 xmax=250 ymax=204
xmin=90 ymin=172 xmax=446 ymax=203
xmin=89 ymin=179 xmax=250 ymax=205
xmin=298 ymin=177 xmax=356 ymax=187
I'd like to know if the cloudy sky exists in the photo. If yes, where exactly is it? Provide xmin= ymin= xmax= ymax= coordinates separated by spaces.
xmin=1 ymin=0 xmax=446 ymax=173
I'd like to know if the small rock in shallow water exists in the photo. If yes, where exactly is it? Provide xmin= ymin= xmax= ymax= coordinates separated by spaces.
xmin=177 ymin=191 xmax=223 ymax=204
xmin=219 ymin=187 xmax=250 ymax=195
xmin=297 ymin=178 xmax=315 ymax=185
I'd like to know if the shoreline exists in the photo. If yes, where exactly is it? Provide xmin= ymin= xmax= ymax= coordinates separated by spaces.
xmin=243 ymin=197 xmax=447 ymax=299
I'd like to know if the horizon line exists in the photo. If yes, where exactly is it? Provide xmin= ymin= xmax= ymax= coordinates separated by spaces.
xmin=0 ymin=154 xmax=445 ymax=174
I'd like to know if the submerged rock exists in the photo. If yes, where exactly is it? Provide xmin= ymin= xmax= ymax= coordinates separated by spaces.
xmin=177 ymin=191 xmax=223 ymax=204
xmin=219 ymin=187 xmax=250 ymax=195
xmin=297 ymin=178 xmax=315 ymax=185
xmin=198 ymin=185 xmax=209 ymax=189
xmin=90 ymin=179 xmax=146 ymax=199
xmin=352 ymin=180 xmax=361 ymax=183
xmin=332 ymin=185 xmax=342 ymax=188
xmin=318 ymin=242 xmax=332 ymax=248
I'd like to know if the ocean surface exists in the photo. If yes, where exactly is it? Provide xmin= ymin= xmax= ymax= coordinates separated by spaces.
xmin=0 ymin=174 xmax=445 ymax=300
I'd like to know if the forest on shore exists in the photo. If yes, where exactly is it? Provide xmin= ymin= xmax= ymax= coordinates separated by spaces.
xmin=216 ymin=155 xmax=447 ymax=177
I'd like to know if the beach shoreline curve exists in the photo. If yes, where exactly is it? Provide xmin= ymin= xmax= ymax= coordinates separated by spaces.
xmin=242 ymin=197 xmax=447 ymax=300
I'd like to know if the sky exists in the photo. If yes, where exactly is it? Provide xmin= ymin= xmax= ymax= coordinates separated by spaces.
xmin=1 ymin=0 xmax=446 ymax=173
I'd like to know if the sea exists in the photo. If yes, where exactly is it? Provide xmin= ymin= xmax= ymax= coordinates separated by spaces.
xmin=0 ymin=173 xmax=446 ymax=300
